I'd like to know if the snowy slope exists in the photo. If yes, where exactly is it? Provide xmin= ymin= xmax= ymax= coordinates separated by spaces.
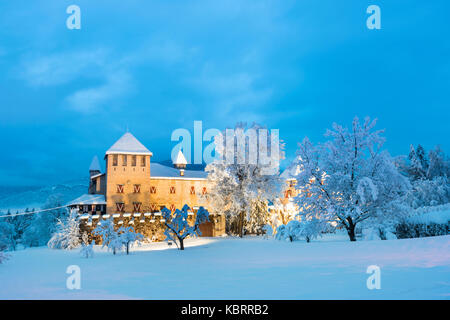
xmin=0 ymin=235 xmax=448 ymax=299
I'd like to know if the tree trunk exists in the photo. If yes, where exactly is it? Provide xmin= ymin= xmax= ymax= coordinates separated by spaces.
xmin=238 ymin=212 xmax=244 ymax=238
xmin=346 ymin=218 xmax=357 ymax=241
xmin=179 ymin=238 xmax=184 ymax=250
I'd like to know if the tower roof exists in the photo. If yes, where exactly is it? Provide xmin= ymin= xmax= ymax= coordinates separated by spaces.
xmin=106 ymin=132 xmax=153 ymax=156
xmin=173 ymin=149 xmax=188 ymax=166
xmin=89 ymin=155 xmax=101 ymax=172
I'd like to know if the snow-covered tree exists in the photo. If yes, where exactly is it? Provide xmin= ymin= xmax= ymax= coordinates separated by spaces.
xmin=162 ymin=205 xmax=210 ymax=250
xmin=22 ymin=196 xmax=67 ymax=247
xmin=47 ymin=208 xmax=81 ymax=250
xmin=117 ymin=226 xmax=144 ymax=255
xmin=93 ymin=218 xmax=122 ymax=255
xmin=80 ymin=232 xmax=94 ymax=258
xmin=0 ymin=218 xmax=17 ymax=251
xmin=293 ymin=117 xmax=411 ymax=241
xmin=206 ymin=122 xmax=284 ymax=237
xmin=408 ymin=145 xmax=426 ymax=180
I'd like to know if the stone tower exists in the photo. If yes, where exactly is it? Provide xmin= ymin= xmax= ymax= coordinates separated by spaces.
xmin=104 ymin=132 xmax=153 ymax=214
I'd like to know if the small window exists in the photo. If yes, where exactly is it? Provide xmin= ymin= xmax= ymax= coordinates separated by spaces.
xmin=170 ymin=186 xmax=176 ymax=194
xmin=141 ymin=156 xmax=146 ymax=167
xmin=202 ymin=187 xmax=207 ymax=195
xmin=116 ymin=203 xmax=125 ymax=212
xmin=134 ymin=184 xmax=141 ymax=193
xmin=150 ymin=186 xmax=156 ymax=194
xmin=122 ymin=155 xmax=127 ymax=166
xmin=285 ymin=190 xmax=292 ymax=198
xmin=83 ymin=205 xmax=88 ymax=213
xmin=112 ymin=154 xmax=118 ymax=166
xmin=133 ymin=202 xmax=142 ymax=212
xmin=117 ymin=184 xmax=124 ymax=193
xmin=170 ymin=204 xmax=176 ymax=212
xmin=190 ymin=186 xmax=195 ymax=195
xmin=131 ymin=155 xmax=136 ymax=166
xmin=150 ymin=204 xmax=158 ymax=212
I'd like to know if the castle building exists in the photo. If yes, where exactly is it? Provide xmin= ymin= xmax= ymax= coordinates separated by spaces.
xmin=67 ymin=132 xmax=226 ymax=239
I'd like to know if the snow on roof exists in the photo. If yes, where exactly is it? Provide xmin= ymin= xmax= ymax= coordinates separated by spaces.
xmin=280 ymin=165 xmax=301 ymax=180
xmin=90 ymin=172 xmax=105 ymax=179
xmin=106 ymin=132 xmax=153 ymax=156
xmin=89 ymin=155 xmax=101 ymax=171
xmin=173 ymin=149 xmax=188 ymax=165
xmin=67 ymin=194 xmax=106 ymax=206
xmin=150 ymin=162 xmax=207 ymax=179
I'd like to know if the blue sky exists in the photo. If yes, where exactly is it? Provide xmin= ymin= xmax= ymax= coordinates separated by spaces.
xmin=0 ymin=1 xmax=449 ymax=186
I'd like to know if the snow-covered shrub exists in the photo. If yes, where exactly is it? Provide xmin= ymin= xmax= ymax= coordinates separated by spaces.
xmin=117 ymin=226 xmax=144 ymax=255
xmin=299 ymin=218 xmax=327 ymax=242
xmin=395 ymin=205 xmax=450 ymax=239
xmin=362 ymin=228 xmax=381 ymax=241
xmin=162 ymin=205 xmax=210 ymax=250
xmin=93 ymin=218 xmax=122 ymax=255
xmin=0 ymin=251 xmax=9 ymax=264
xmin=275 ymin=220 xmax=302 ymax=242
xmin=47 ymin=209 xmax=80 ymax=250
xmin=80 ymin=232 xmax=94 ymax=258
xmin=262 ymin=224 xmax=273 ymax=239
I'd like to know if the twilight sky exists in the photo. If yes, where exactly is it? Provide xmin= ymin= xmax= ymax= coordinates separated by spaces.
xmin=0 ymin=0 xmax=449 ymax=186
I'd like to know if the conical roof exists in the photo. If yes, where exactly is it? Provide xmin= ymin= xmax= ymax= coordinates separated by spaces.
xmin=106 ymin=132 xmax=152 ymax=155
xmin=173 ymin=149 xmax=188 ymax=165
xmin=89 ymin=155 xmax=101 ymax=171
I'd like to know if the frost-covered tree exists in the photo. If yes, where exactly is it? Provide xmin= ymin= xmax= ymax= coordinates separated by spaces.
xmin=206 ymin=122 xmax=284 ymax=237
xmin=47 ymin=209 xmax=80 ymax=250
xmin=0 ymin=218 xmax=17 ymax=251
xmin=162 ymin=205 xmax=209 ymax=250
xmin=404 ymin=145 xmax=450 ymax=208
xmin=245 ymin=199 xmax=270 ymax=235
xmin=408 ymin=145 xmax=426 ymax=180
xmin=93 ymin=218 xmax=122 ymax=255
xmin=22 ymin=196 xmax=67 ymax=247
xmin=117 ymin=226 xmax=144 ymax=255
xmin=293 ymin=117 xmax=410 ymax=241
xmin=80 ymin=232 xmax=94 ymax=258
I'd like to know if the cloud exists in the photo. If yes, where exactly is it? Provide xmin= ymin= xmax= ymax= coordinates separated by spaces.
xmin=65 ymin=70 xmax=132 ymax=114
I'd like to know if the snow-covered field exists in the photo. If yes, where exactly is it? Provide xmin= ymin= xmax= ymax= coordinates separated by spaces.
xmin=0 ymin=234 xmax=449 ymax=300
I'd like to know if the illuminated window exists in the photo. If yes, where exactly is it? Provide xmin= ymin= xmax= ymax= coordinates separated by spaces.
xmin=112 ymin=154 xmax=118 ymax=166
xmin=134 ymin=184 xmax=141 ymax=193
xmin=170 ymin=204 xmax=176 ymax=212
xmin=190 ymin=186 xmax=195 ymax=195
xmin=133 ymin=202 xmax=141 ymax=212
xmin=117 ymin=184 xmax=124 ymax=193
xmin=150 ymin=186 xmax=156 ymax=194
xmin=202 ymin=187 xmax=207 ymax=195
xmin=170 ymin=186 xmax=176 ymax=194
xmin=116 ymin=203 xmax=125 ymax=212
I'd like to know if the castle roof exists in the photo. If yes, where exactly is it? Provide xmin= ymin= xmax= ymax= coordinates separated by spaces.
xmin=106 ymin=132 xmax=153 ymax=156
xmin=173 ymin=149 xmax=188 ymax=165
xmin=150 ymin=163 xmax=207 ymax=180
xmin=67 ymin=194 xmax=106 ymax=206
xmin=89 ymin=155 xmax=101 ymax=172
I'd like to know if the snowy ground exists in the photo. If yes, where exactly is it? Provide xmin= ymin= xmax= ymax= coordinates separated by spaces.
xmin=0 ymin=233 xmax=449 ymax=300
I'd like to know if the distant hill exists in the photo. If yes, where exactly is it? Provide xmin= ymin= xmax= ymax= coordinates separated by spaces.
xmin=0 ymin=179 xmax=88 ymax=212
